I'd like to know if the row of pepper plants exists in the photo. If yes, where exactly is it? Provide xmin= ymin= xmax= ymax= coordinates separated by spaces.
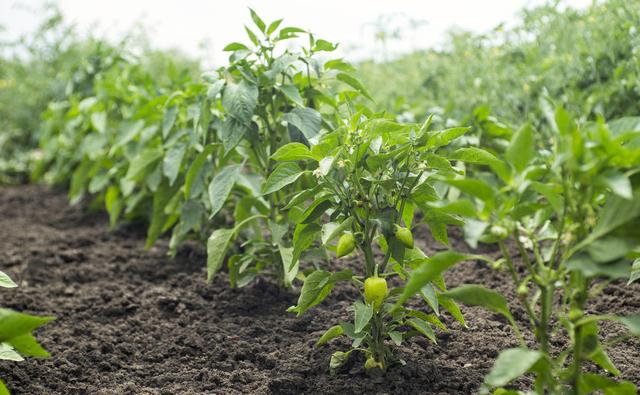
xmin=11 ymin=11 xmax=640 ymax=394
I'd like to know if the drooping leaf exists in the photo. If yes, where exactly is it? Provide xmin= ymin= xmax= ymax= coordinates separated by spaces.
xmin=484 ymin=348 xmax=543 ymax=387
xmin=208 ymin=164 xmax=242 ymax=218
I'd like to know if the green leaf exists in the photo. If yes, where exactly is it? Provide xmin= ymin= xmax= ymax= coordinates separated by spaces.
xmin=321 ymin=217 xmax=354 ymax=245
xmin=288 ymin=269 xmax=352 ymax=316
xmin=163 ymin=143 xmax=186 ymax=186
xmin=578 ymin=374 xmax=636 ymax=395
xmin=262 ymin=162 xmax=306 ymax=195
xmin=407 ymin=317 xmax=437 ymax=343
xmin=279 ymin=245 xmax=298 ymax=287
xmin=394 ymin=251 xmax=476 ymax=309
xmin=451 ymin=148 xmax=511 ymax=182
xmin=0 ymin=343 xmax=23 ymax=361
xmin=90 ymin=111 xmax=107 ymax=134
xmin=6 ymin=333 xmax=49 ymax=357
xmin=316 ymin=325 xmax=344 ymax=346
xmin=313 ymin=39 xmax=337 ymax=52
xmin=278 ymin=84 xmax=305 ymax=107
xmin=354 ymin=301 xmax=373 ymax=333
xmin=0 ymin=271 xmax=17 ymax=288
xmin=444 ymin=178 xmax=495 ymax=205
xmin=505 ymin=125 xmax=534 ymax=172
xmin=628 ymin=259 xmax=640 ymax=285
xmin=284 ymin=108 xmax=322 ymax=144
xmin=292 ymin=223 xmax=321 ymax=269
xmin=208 ymin=164 xmax=242 ymax=218
xmin=618 ymin=315 xmax=640 ymax=337
xmin=145 ymin=181 xmax=176 ymax=249
xmin=125 ymin=147 xmax=163 ymax=181
xmin=441 ymin=284 xmax=514 ymax=323
xmin=221 ymin=81 xmax=258 ymax=152
xmin=600 ymin=171 xmax=633 ymax=200
xmin=249 ymin=8 xmax=266 ymax=32
xmin=299 ymin=198 xmax=332 ymax=224
xmin=184 ymin=144 xmax=216 ymax=199
xmin=336 ymin=73 xmax=373 ymax=101
xmin=207 ymin=229 xmax=234 ymax=282
xmin=271 ymin=143 xmax=316 ymax=161
xmin=266 ymin=19 xmax=283 ymax=35
xmin=162 ymin=106 xmax=178 ymax=139
xmin=427 ymin=127 xmax=470 ymax=149
xmin=484 ymin=348 xmax=543 ymax=387
xmin=581 ymin=322 xmax=620 ymax=375
xmin=0 ymin=309 xmax=54 ymax=342
xmin=223 ymin=42 xmax=249 ymax=51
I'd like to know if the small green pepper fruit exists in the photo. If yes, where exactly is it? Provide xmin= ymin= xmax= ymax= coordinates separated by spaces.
xmin=569 ymin=308 xmax=584 ymax=322
xmin=336 ymin=233 xmax=356 ymax=258
xmin=364 ymin=276 xmax=388 ymax=310
xmin=364 ymin=356 xmax=384 ymax=371
xmin=490 ymin=224 xmax=509 ymax=239
xmin=517 ymin=281 xmax=528 ymax=297
xmin=394 ymin=226 xmax=414 ymax=249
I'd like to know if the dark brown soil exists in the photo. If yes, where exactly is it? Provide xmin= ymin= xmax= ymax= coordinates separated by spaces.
xmin=0 ymin=185 xmax=638 ymax=394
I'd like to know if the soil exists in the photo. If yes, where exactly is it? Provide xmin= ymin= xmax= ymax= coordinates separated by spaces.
xmin=0 ymin=184 xmax=638 ymax=394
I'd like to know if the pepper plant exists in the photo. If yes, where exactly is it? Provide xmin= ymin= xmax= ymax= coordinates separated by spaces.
xmin=203 ymin=10 xmax=372 ymax=288
xmin=283 ymin=111 xmax=483 ymax=371
xmin=0 ymin=271 xmax=53 ymax=394
xmin=438 ymin=107 xmax=640 ymax=393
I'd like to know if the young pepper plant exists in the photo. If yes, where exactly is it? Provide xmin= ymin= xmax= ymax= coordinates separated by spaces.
xmin=203 ymin=10 xmax=372 ymax=288
xmin=283 ymin=111 xmax=480 ymax=372
xmin=441 ymin=107 xmax=640 ymax=394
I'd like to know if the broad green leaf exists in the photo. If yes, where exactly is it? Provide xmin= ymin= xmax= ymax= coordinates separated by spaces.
xmin=577 ymin=374 xmax=636 ymax=395
xmin=262 ymin=162 xmax=306 ymax=195
xmin=184 ymin=144 xmax=216 ymax=199
xmin=0 ymin=271 xmax=17 ymax=288
xmin=278 ymin=84 xmax=305 ymax=107
xmin=271 ymin=143 xmax=316 ymax=161
xmin=299 ymin=198 xmax=332 ymax=224
xmin=206 ymin=229 xmax=234 ymax=282
xmin=90 ymin=111 xmax=107 ymax=134
xmin=581 ymin=322 xmax=620 ymax=375
xmin=279 ymin=245 xmax=298 ymax=287
xmin=407 ymin=317 xmax=436 ymax=343
xmin=208 ymin=164 xmax=242 ymax=218
xmin=427 ymin=127 xmax=470 ymax=149
xmin=284 ymin=108 xmax=322 ymax=144
xmin=505 ymin=125 xmax=534 ymax=172
xmin=316 ymin=325 xmax=344 ymax=346
xmin=394 ymin=251 xmax=476 ymax=309
xmin=126 ymin=147 xmax=163 ymax=181
xmin=441 ymin=284 xmax=514 ymax=322
xmin=321 ymin=217 xmax=354 ymax=245
xmin=619 ymin=315 xmax=640 ymax=337
xmin=145 ymin=181 xmax=175 ymax=249
xmin=266 ymin=18 xmax=283 ymax=35
xmin=354 ymin=301 xmax=373 ymax=333
xmin=163 ymin=143 xmax=186 ymax=186
xmin=445 ymin=178 xmax=495 ymax=205
xmin=484 ymin=348 xmax=543 ymax=387
xmin=0 ymin=309 xmax=54 ymax=342
xmin=565 ymin=254 xmax=630 ymax=279
xmin=574 ymin=187 xmax=640 ymax=252
xmin=292 ymin=223 xmax=321 ymax=269
xmin=451 ymin=147 xmax=511 ymax=182
xmin=6 ymin=333 xmax=49 ymax=357
xmin=288 ymin=269 xmax=353 ymax=316
xmin=600 ymin=171 xmax=633 ymax=200
xmin=336 ymin=73 xmax=373 ymax=101
xmin=162 ymin=106 xmax=178 ymax=139
xmin=223 ymin=42 xmax=249 ymax=51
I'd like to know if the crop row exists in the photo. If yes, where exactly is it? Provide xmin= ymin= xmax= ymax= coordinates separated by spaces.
xmin=3 ymin=10 xmax=640 ymax=394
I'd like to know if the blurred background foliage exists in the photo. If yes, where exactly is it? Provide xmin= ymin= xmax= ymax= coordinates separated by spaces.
xmin=1 ymin=0 xmax=639 ymax=183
